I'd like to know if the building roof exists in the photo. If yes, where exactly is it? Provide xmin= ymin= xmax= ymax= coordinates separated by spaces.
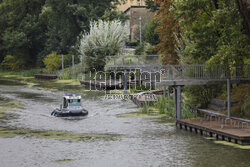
xmin=123 ymin=5 xmax=147 ymax=14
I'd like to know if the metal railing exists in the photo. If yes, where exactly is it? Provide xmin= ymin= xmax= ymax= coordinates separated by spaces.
xmin=105 ymin=55 xmax=250 ymax=81
xmin=160 ymin=64 xmax=250 ymax=80
xmin=105 ymin=55 xmax=162 ymax=67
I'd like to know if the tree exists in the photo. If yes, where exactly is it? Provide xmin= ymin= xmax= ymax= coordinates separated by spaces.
xmin=0 ymin=0 xmax=125 ymax=68
xmin=40 ymin=0 xmax=122 ymax=60
xmin=145 ymin=0 xmax=159 ymax=12
xmin=154 ymin=0 xmax=180 ymax=64
xmin=78 ymin=20 xmax=129 ymax=70
xmin=0 ymin=0 xmax=46 ymax=67
xmin=174 ymin=0 xmax=249 ymax=68
xmin=145 ymin=19 xmax=160 ymax=46
xmin=235 ymin=0 xmax=250 ymax=38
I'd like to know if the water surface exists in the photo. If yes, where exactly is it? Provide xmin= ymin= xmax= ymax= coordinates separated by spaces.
xmin=0 ymin=77 xmax=249 ymax=167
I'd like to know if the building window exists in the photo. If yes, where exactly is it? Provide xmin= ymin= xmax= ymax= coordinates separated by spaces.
xmin=138 ymin=0 xmax=142 ymax=6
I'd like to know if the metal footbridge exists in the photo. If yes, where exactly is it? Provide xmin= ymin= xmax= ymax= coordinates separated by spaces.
xmin=105 ymin=55 xmax=250 ymax=119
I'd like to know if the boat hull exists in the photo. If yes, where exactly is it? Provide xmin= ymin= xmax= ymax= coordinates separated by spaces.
xmin=51 ymin=109 xmax=88 ymax=117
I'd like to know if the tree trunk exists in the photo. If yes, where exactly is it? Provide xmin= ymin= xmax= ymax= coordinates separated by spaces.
xmin=235 ymin=0 xmax=250 ymax=38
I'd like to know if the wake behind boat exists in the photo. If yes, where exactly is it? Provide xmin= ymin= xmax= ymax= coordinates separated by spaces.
xmin=51 ymin=94 xmax=88 ymax=117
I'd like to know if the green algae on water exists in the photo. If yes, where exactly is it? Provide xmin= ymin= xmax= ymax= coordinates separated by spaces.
xmin=116 ymin=111 xmax=166 ymax=118
xmin=0 ymin=98 xmax=23 ymax=119
xmin=149 ymin=117 xmax=176 ymax=125
xmin=0 ymin=99 xmax=23 ymax=109
xmin=214 ymin=140 xmax=250 ymax=150
xmin=54 ymin=159 xmax=74 ymax=163
xmin=0 ymin=127 xmax=123 ymax=142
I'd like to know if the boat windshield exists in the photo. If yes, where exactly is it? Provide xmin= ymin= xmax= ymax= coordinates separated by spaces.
xmin=68 ymin=99 xmax=81 ymax=110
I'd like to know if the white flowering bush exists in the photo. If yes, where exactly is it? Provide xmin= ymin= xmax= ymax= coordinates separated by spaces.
xmin=79 ymin=20 xmax=129 ymax=70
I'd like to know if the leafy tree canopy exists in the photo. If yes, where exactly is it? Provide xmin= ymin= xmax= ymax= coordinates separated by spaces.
xmin=0 ymin=0 xmax=125 ymax=69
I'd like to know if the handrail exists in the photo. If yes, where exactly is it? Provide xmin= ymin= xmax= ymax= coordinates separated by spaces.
xmin=198 ymin=109 xmax=250 ymax=123
xmin=105 ymin=55 xmax=250 ymax=80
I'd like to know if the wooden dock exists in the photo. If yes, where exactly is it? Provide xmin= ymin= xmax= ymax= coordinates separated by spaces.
xmin=176 ymin=118 xmax=250 ymax=145
xmin=34 ymin=74 xmax=57 ymax=80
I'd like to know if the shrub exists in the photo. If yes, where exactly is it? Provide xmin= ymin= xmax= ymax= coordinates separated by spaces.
xmin=43 ymin=52 xmax=62 ymax=70
xmin=241 ymin=97 xmax=250 ymax=118
xmin=145 ymin=20 xmax=159 ymax=46
xmin=78 ymin=20 xmax=129 ymax=71
xmin=145 ymin=43 xmax=157 ymax=55
xmin=184 ymin=84 xmax=225 ymax=109
xmin=43 ymin=52 xmax=72 ymax=70
xmin=155 ymin=96 xmax=175 ymax=117
xmin=154 ymin=95 xmax=197 ymax=119
xmin=0 ymin=55 xmax=26 ymax=70
xmin=135 ymin=42 xmax=157 ymax=55
xmin=135 ymin=42 xmax=145 ymax=55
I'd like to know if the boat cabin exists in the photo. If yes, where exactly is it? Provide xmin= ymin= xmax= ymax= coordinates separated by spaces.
xmin=63 ymin=94 xmax=81 ymax=109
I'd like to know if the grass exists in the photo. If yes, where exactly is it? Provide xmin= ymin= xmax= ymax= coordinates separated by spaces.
xmin=0 ymin=63 xmax=85 ymax=81
xmin=0 ymin=69 xmax=56 ymax=77
xmin=141 ymin=102 xmax=151 ymax=114
xmin=154 ymin=95 xmax=197 ymax=119
xmin=118 ymin=94 xmax=197 ymax=121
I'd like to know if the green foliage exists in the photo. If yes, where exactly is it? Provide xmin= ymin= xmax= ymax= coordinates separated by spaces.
xmin=79 ymin=20 xmax=129 ymax=70
xmin=145 ymin=0 xmax=159 ymax=12
xmin=184 ymin=84 xmax=225 ymax=109
xmin=102 ymin=9 xmax=129 ymax=23
xmin=141 ymin=102 xmax=151 ymax=114
xmin=41 ymin=0 xmax=121 ymax=59
xmin=155 ymin=96 xmax=175 ymax=116
xmin=154 ymin=95 xmax=197 ymax=119
xmin=145 ymin=20 xmax=159 ymax=46
xmin=0 ymin=55 xmax=26 ymax=70
xmin=135 ymin=42 xmax=157 ymax=55
xmin=175 ymin=0 xmax=249 ymax=66
xmin=166 ymin=0 xmax=250 ymax=109
xmin=134 ymin=16 xmax=152 ymax=42
xmin=0 ymin=0 xmax=122 ymax=67
xmin=0 ymin=0 xmax=46 ymax=67
xmin=43 ymin=53 xmax=62 ymax=70
xmin=135 ymin=43 xmax=145 ymax=55
xmin=43 ymin=52 xmax=72 ymax=70
xmin=145 ymin=43 xmax=157 ymax=55
xmin=241 ymin=97 xmax=250 ymax=118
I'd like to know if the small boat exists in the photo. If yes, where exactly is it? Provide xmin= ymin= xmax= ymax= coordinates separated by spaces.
xmin=51 ymin=94 xmax=88 ymax=117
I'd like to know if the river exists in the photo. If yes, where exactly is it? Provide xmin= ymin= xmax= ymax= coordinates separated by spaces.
xmin=0 ymin=77 xmax=249 ymax=167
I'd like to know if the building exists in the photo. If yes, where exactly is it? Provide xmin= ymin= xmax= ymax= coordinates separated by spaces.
xmin=117 ymin=0 xmax=146 ymax=12
xmin=118 ymin=0 xmax=154 ymax=41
